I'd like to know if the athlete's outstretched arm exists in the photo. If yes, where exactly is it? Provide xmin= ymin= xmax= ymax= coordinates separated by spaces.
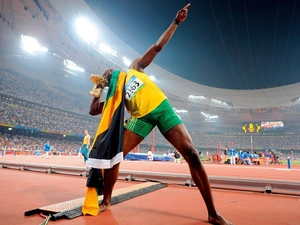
xmin=130 ymin=3 xmax=190 ymax=72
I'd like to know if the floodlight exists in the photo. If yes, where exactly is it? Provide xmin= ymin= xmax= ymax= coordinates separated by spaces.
xmin=99 ymin=43 xmax=119 ymax=57
xmin=201 ymin=112 xmax=209 ymax=118
xmin=21 ymin=35 xmax=48 ymax=53
xmin=75 ymin=17 xmax=97 ymax=44
xmin=64 ymin=59 xmax=84 ymax=72
xmin=174 ymin=107 xmax=188 ymax=113
xmin=211 ymin=97 xmax=222 ymax=104
xmin=201 ymin=112 xmax=218 ymax=119
xmin=188 ymin=95 xmax=206 ymax=99
xmin=210 ymin=97 xmax=233 ymax=107
xmin=122 ymin=56 xmax=131 ymax=67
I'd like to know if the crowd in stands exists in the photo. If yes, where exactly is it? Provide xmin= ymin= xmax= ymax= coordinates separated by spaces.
xmin=141 ymin=127 xmax=300 ymax=150
xmin=0 ymin=134 xmax=80 ymax=155
xmin=0 ymin=69 xmax=91 ymax=114
xmin=0 ymin=95 xmax=99 ymax=135
xmin=1 ymin=69 xmax=300 ymax=153
xmin=1 ymin=133 xmax=298 ymax=163
xmin=2 ymin=95 xmax=300 ymax=150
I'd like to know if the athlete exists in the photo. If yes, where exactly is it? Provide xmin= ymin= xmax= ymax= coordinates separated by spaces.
xmin=89 ymin=4 xmax=232 ymax=225
xmin=81 ymin=130 xmax=90 ymax=163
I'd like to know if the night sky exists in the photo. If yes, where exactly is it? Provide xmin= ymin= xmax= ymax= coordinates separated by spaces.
xmin=85 ymin=0 xmax=300 ymax=90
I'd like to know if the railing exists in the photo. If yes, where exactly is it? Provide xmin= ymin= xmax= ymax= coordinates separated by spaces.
xmin=0 ymin=161 xmax=299 ymax=196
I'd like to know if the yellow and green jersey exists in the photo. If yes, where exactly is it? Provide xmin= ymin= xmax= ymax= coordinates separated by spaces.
xmin=83 ymin=135 xmax=90 ymax=145
xmin=125 ymin=69 xmax=167 ymax=118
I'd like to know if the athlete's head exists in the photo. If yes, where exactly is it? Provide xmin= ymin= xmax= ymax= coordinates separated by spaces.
xmin=101 ymin=68 xmax=114 ymax=87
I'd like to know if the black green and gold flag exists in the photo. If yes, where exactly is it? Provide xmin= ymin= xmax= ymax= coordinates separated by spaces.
xmin=82 ymin=70 xmax=126 ymax=216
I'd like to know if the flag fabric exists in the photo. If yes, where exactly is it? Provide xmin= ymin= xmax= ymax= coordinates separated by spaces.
xmin=82 ymin=187 xmax=100 ymax=216
xmin=82 ymin=70 xmax=126 ymax=216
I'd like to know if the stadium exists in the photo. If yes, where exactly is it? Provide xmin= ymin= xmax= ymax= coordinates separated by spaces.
xmin=0 ymin=1 xmax=300 ymax=225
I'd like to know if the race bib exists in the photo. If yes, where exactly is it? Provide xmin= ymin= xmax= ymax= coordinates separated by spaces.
xmin=125 ymin=76 xmax=144 ymax=100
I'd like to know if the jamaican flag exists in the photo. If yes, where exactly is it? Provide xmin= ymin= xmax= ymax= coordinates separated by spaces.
xmin=82 ymin=70 xmax=126 ymax=216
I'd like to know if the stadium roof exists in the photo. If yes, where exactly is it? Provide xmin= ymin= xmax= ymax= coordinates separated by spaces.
xmin=1 ymin=0 xmax=300 ymax=124
xmin=85 ymin=0 xmax=300 ymax=91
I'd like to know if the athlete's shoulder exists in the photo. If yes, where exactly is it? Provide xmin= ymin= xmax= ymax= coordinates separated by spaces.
xmin=127 ymin=68 xmax=146 ymax=76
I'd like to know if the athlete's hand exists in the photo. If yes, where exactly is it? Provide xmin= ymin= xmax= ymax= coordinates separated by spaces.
xmin=175 ymin=3 xmax=190 ymax=24
xmin=90 ymin=84 xmax=103 ymax=98
xmin=90 ymin=74 xmax=107 ymax=89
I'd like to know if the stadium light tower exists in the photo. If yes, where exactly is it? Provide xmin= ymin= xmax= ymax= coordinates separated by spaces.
xmin=75 ymin=17 xmax=98 ymax=44
xmin=21 ymin=35 xmax=48 ymax=54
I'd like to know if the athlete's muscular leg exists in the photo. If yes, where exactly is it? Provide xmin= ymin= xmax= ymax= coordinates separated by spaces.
xmin=100 ymin=129 xmax=144 ymax=211
xmin=163 ymin=124 xmax=233 ymax=225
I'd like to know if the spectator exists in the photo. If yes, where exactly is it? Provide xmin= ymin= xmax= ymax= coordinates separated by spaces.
xmin=42 ymin=141 xmax=51 ymax=159
xmin=147 ymin=149 xmax=153 ymax=161
xmin=243 ymin=151 xmax=251 ymax=165
xmin=81 ymin=130 xmax=90 ymax=163
xmin=173 ymin=149 xmax=181 ymax=164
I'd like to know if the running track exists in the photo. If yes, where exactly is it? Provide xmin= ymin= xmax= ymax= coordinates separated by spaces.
xmin=0 ymin=155 xmax=299 ymax=225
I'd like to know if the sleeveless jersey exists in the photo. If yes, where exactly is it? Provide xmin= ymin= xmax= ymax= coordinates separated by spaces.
xmin=83 ymin=135 xmax=90 ymax=145
xmin=125 ymin=69 xmax=167 ymax=118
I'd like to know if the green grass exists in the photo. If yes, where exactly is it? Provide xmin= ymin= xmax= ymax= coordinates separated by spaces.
xmin=280 ymin=160 xmax=300 ymax=165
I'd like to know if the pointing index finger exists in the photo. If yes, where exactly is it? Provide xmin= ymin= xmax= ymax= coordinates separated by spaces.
xmin=183 ymin=3 xmax=191 ymax=10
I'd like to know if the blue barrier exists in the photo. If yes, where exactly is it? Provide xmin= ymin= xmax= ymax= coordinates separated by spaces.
xmin=287 ymin=157 xmax=291 ymax=169
xmin=124 ymin=153 xmax=172 ymax=161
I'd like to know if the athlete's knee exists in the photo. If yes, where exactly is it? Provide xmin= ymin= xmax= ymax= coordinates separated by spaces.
xmin=179 ymin=143 xmax=199 ymax=164
xmin=186 ymin=150 xmax=201 ymax=165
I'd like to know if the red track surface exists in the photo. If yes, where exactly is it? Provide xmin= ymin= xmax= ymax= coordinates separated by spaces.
xmin=0 ymin=155 xmax=300 ymax=225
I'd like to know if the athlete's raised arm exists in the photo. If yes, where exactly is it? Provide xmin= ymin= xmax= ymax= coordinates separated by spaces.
xmin=130 ymin=3 xmax=190 ymax=72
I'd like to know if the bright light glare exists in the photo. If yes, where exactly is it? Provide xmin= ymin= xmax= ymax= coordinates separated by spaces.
xmin=66 ymin=65 xmax=84 ymax=72
xmin=99 ymin=43 xmax=119 ymax=57
xmin=176 ymin=109 xmax=188 ymax=113
xmin=21 ymin=35 xmax=48 ymax=53
xmin=64 ymin=59 xmax=84 ymax=72
xmin=211 ymin=98 xmax=223 ymax=104
xmin=201 ymin=112 xmax=208 ymax=117
xmin=122 ymin=56 xmax=131 ymax=67
xmin=75 ymin=17 xmax=98 ymax=44
xmin=201 ymin=111 xmax=218 ymax=119
xmin=188 ymin=95 xmax=206 ymax=99
xmin=210 ymin=97 xmax=233 ymax=106
xmin=149 ymin=75 xmax=156 ymax=81
xmin=174 ymin=107 xmax=188 ymax=113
